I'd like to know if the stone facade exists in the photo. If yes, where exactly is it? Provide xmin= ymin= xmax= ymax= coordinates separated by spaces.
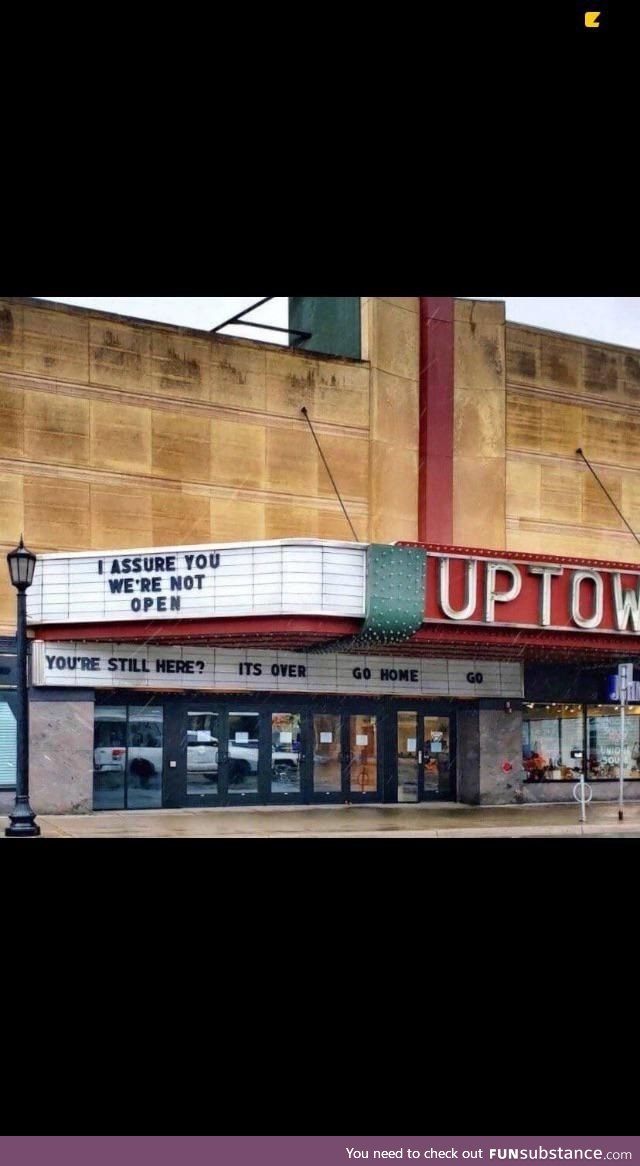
xmin=29 ymin=697 xmax=94 ymax=814
xmin=456 ymin=704 xmax=524 ymax=805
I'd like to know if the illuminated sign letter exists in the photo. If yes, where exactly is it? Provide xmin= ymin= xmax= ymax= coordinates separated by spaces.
xmin=570 ymin=570 xmax=603 ymax=628
xmin=612 ymin=573 xmax=640 ymax=633
xmin=438 ymin=557 xmax=477 ymax=621
xmin=484 ymin=563 xmax=522 ymax=623
xmin=528 ymin=564 xmax=563 ymax=626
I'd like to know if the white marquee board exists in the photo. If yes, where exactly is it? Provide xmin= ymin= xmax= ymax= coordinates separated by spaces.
xmin=26 ymin=540 xmax=366 ymax=625
xmin=32 ymin=642 xmax=524 ymax=698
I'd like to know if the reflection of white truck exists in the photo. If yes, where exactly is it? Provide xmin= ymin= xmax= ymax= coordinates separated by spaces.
xmin=94 ymin=734 xmax=298 ymax=785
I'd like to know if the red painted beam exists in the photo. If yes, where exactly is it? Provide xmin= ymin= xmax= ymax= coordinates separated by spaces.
xmin=419 ymin=297 xmax=455 ymax=543
xmin=411 ymin=624 xmax=640 ymax=656
xmin=31 ymin=615 xmax=363 ymax=643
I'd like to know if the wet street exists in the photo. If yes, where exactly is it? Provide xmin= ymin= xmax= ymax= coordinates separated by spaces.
xmin=2 ymin=802 xmax=640 ymax=837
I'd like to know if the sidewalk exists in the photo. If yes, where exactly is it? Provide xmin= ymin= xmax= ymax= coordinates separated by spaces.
xmin=3 ymin=801 xmax=640 ymax=837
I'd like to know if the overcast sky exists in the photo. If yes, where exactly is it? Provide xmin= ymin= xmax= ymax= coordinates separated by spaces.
xmin=37 ymin=297 xmax=640 ymax=349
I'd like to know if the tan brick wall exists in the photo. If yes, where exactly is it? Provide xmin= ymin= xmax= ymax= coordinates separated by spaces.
xmin=0 ymin=297 xmax=374 ymax=632
xmin=505 ymin=322 xmax=640 ymax=562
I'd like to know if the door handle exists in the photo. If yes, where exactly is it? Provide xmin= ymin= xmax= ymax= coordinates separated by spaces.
xmin=418 ymin=751 xmax=422 ymax=764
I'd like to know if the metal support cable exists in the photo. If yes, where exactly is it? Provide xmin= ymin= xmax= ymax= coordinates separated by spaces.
xmin=576 ymin=448 xmax=640 ymax=551
xmin=211 ymin=296 xmax=311 ymax=342
xmin=300 ymin=407 xmax=360 ymax=542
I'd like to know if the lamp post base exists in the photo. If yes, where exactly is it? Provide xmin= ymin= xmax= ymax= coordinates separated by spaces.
xmin=5 ymin=797 xmax=40 ymax=837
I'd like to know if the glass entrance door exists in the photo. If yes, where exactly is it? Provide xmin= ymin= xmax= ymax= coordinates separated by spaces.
xmin=422 ymin=714 xmax=453 ymax=800
xmin=312 ymin=713 xmax=342 ymax=800
xmin=397 ymin=711 xmax=419 ymax=802
xmin=227 ymin=711 xmax=260 ymax=801
xmin=183 ymin=705 xmax=307 ymax=805
xmin=269 ymin=711 xmax=303 ymax=801
xmin=187 ymin=709 xmax=220 ymax=798
xmin=310 ymin=712 xmax=380 ymax=801
xmin=346 ymin=714 xmax=379 ymax=800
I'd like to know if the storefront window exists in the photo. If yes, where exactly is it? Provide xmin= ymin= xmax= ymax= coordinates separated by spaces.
xmin=0 ymin=696 xmax=17 ymax=788
xmin=587 ymin=705 xmax=640 ymax=781
xmin=522 ymin=703 xmax=640 ymax=782
xmin=522 ymin=704 xmax=584 ymax=783
xmin=94 ymin=704 xmax=163 ymax=809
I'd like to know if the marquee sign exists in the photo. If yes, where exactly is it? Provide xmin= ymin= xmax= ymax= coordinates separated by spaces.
xmin=31 ymin=642 xmax=523 ymax=698
xmin=27 ymin=538 xmax=640 ymax=642
xmin=26 ymin=540 xmax=366 ymax=626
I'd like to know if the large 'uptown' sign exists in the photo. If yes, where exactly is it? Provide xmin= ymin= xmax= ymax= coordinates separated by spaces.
xmin=31 ymin=642 xmax=523 ymax=697
xmin=421 ymin=549 xmax=640 ymax=636
xmin=27 ymin=540 xmax=366 ymax=625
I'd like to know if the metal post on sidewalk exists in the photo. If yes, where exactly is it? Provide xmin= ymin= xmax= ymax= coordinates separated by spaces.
xmin=618 ymin=662 xmax=633 ymax=823
xmin=573 ymin=771 xmax=592 ymax=822
xmin=620 ymin=696 xmax=626 ymax=822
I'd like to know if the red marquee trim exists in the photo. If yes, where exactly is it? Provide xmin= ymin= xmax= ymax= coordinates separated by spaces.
xmin=32 ymin=615 xmax=363 ymax=644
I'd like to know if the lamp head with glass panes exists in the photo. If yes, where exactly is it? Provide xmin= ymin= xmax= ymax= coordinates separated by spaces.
xmin=7 ymin=536 xmax=37 ymax=592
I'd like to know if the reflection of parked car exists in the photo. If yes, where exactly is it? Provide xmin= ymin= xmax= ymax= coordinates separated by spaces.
xmin=94 ymin=734 xmax=298 ymax=786
xmin=201 ymin=738 xmax=299 ymax=783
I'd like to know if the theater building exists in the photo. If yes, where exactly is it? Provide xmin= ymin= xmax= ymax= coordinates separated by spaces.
xmin=2 ymin=295 xmax=640 ymax=812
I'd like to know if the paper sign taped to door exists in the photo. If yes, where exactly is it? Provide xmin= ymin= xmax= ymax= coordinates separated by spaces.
xmin=356 ymin=734 xmax=369 ymax=746
xmin=279 ymin=732 xmax=293 ymax=744
xmin=407 ymin=738 xmax=417 ymax=752
xmin=235 ymin=732 xmax=249 ymax=743
xmin=320 ymin=732 xmax=333 ymax=743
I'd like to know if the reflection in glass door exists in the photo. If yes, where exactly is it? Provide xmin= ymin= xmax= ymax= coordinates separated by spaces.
xmin=271 ymin=712 xmax=302 ymax=798
xmin=423 ymin=715 xmax=451 ymax=799
xmin=127 ymin=706 xmax=163 ymax=809
xmin=94 ymin=705 xmax=127 ymax=810
xmin=348 ymin=715 xmax=378 ymax=798
xmin=312 ymin=714 xmax=342 ymax=798
xmin=397 ymin=711 xmax=419 ymax=802
xmin=228 ymin=711 xmax=260 ymax=796
xmin=187 ymin=710 xmax=220 ymax=797
xmin=94 ymin=704 xmax=163 ymax=810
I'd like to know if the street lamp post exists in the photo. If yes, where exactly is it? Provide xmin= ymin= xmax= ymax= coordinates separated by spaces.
xmin=5 ymin=535 xmax=40 ymax=838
